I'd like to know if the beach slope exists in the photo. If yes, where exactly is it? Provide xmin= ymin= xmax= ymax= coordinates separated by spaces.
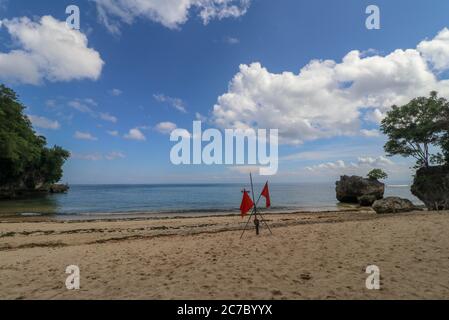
xmin=1 ymin=210 xmax=449 ymax=299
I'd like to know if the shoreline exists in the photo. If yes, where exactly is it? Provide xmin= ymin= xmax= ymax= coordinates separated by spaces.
xmin=1 ymin=209 xmax=449 ymax=299
xmin=0 ymin=205 xmax=367 ymax=223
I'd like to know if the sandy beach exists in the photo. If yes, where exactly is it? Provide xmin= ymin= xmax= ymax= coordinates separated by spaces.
xmin=1 ymin=209 xmax=449 ymax=300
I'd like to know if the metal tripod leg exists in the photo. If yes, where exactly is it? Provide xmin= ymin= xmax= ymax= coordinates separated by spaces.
xmin=240 ymin=207 xmax=256 ymax=239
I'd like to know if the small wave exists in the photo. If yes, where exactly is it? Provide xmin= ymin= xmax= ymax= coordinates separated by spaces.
xmin=20 ymin=212 xmax=43 ymax=216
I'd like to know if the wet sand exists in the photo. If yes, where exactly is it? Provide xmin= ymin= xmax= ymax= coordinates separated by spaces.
xmin=1 ymin=210 xmax=449 ymax=299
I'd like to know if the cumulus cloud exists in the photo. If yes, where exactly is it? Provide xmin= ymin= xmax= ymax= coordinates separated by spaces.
xmin=418 ymin=28 xmax=449 ymax=72
xmin=306 ymin=156 xmax=394 ymax=173
xmin=27 ymin=115 xmax=60 ymax=130
xmin=0 ymin=16 xmax=104 ymax=85
xmin=212 ymin=28 xmax=449 ymax=144
xmin=153 ymin=93 xmax=187 ymax=113
xmin=124 ymin=128 xmax=146 ymax=141
xmin=364 ymin=108 xmax=386 ymax=124
xmin=94 ymin=0 xmax=251 ymax=34
xmin=357 ymin=156 xmax=394 ymax=167
xmin=68 ymin=99 xmax=118 ymax=123
xmin=71 ymin=151 xmax=125 ymax=161
xmin=155 ymin=121 xmax=177 ymax=134
xmin=74 ymin=131 xmax=98 ymax=141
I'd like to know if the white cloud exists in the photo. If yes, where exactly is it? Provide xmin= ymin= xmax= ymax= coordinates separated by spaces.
xmin=84 ymin=98 xmax=98 ymax=106
xmin=282 ymin=151 xmax=338 ymax=162
xmin=94 ymin=0 xmax=251 ymax=34
xmin=71 ymin=151 xmax=125 ymax=161
xmin=45 ymin=99 xmax=57 ymax=108
xmin=105 ymin=151 xmax=125 ymax=160
xmin=68 ymin=100 xmax=94 ymax=114
xmin=0 ymin=16 xmax=104 ymax=84
xmin=212 ymin=28 xmax=449 ymax=144
xmin=195 ymin=112 xmax=207 ymax=122
xmin=153 ymin=93 xmax=187 ymax=113
xmin=418 ymin=28 xmax=449 ymax=72
xmin=228 ymin=165 xmax=262 ymax=174
xmin=71 ymin=152 xmax=103 ymax=161
xmin=307 ymin=160 xmax=347 ymax=172
xmin=110 ymin=88 xmax=122 ymax=96
xmin=27 ymin=115 xmax=60 ymax=130
xmin=364 ymin=108 xmax=386 ymax=124
xmin=107 ymin=130 xmax=119 ymax=136
xmin=74 ymin=131 xmax=98 ymax=141
xmin=99 ymin=112 xmax=118 ymax=123
xmin=68 ymin=99 xmax=118 ymax=123
xmin=224 ymin=36 xmax=239 ymax=44
xmin=357 ymin=156 xmax=394 ymax=167
xmin=306 ymin=156 xmax=394 ymax=173
xmin=360 ymin=129 xmax=380 ymax=137
xmin=155 ymin=121 xmax=177 ymax=134
xmin=124 ymin=128 xmax=146 ymax=141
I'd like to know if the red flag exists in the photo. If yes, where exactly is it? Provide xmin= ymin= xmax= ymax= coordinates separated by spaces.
xmin=261 ymin=182 xmax=271 ymax=208
xmin=240 ymin=190 xmax=254 ymax=217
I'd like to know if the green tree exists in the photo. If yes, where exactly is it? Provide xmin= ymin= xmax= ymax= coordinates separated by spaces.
xmin=0 ymin=84 xmax=70 ymax=192
xmin=367 ymin=169 xmax=388 ymax=180
xmin=380 ymin=91 xmax=449 ymax=168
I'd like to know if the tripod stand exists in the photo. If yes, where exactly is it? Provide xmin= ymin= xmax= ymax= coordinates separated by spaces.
xmin=240 ymin=173 xmax=273 ymax=238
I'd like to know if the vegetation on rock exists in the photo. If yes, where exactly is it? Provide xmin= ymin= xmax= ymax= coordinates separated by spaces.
xmin=381 ymin=91 xmax=449 ymax=210
xmin=0 ymin=84 xmax=70 ymax=199
xmin=367 ymin=169 xmax=388 ymax=180
xmin=381 ymin=91 xmax=449 ymax=168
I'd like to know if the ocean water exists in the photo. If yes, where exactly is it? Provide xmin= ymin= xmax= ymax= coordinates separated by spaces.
xmin=0 ymin=183 xmax=422 ymax=218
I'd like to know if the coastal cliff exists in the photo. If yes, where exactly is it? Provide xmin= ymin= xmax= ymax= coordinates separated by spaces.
xmin=0 ymin=84 xmax=70 ymax=200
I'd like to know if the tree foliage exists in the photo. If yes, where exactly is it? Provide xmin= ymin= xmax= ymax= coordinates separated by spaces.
xmin=380 ymin=91 xmax=449 ymax=168
xmin=367 ymin=169 xmax=388 ymax=180
xmin=0 ymin=84 xmax=70 ymax=191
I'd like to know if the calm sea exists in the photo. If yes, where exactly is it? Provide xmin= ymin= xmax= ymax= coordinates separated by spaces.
xmin=0 ymin=183 xmax=422 ymax=218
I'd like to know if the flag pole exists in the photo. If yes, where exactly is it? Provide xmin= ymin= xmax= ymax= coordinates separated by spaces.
xmin=240 ymin=176 xmax=273 ymax=238
xmin=240 ymin=206 xmax=255 ymax=239
xmin=249 ymin=172 xmax=261 ymax=235
xmin=253 ymin=179 xmax=273 ymax=235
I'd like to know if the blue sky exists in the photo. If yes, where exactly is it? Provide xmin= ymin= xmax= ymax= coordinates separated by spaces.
xmin=1 ymin=0 xmax=449 ymax=184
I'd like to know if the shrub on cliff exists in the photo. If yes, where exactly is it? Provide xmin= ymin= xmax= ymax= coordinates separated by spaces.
xmin=0 ymin=84 xmax=69 ymax=194
xmin=367 ymin=169 xmax=388 ymax=180
xmin=381 ymin=91 xmax=449 ymax=168
xmin=381 ymin=91 xmax=449 ymax=210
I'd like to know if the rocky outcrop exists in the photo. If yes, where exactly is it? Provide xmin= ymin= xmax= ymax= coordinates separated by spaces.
xmin=0 ymin=183 xmax=69 ymax=199
xmin=336 ymin=175 xmax=385 ymax=206
xmin=411 ymin=166 xmax=449 ymax=210
xmin=372 ymin=197 xmax=416 ymax=214
xmin=358 ymin=195 xmax=378 ymax=206
xmin=49 ymin=184 xmax=69 ymax=194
